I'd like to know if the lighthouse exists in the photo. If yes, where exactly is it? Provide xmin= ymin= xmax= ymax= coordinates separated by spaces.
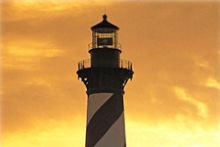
xmin=77 ymin=15 xmax=133 ymax=147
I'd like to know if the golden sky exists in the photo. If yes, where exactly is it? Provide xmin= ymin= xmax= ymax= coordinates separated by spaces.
xmin=1 ymin=0 xmax=220 ymax=146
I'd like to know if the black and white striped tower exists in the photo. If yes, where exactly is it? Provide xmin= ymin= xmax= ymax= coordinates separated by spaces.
xmin=77 ymin=15 xmax=133 ymax=147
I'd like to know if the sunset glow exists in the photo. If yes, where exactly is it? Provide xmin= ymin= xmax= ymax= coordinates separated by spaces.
xmin=1 ymin=0 xmax=220 ymax=147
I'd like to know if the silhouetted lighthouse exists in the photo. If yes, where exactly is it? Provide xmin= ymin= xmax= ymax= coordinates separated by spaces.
xmin=77 ymin=15 xmax=133 ymax=147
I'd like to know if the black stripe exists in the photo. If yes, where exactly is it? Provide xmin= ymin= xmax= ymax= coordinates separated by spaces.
xmin=86 ymin=93 xmax=124 ymax=147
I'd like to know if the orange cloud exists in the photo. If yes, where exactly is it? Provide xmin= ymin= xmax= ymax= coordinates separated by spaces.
xmin=1 ymin=1 xmax=220 ymax=146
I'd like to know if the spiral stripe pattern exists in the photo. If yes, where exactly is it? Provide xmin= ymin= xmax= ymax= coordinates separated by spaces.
xmin=86 ymin=92 xmax=126 ymax=147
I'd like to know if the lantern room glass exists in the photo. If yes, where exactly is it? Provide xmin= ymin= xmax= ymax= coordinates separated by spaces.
xmin=92 ymin=28 xmax=118 ymax=49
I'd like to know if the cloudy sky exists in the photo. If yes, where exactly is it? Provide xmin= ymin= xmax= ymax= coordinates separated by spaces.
xmin=1 ymin=0 xmax=220 ymax=146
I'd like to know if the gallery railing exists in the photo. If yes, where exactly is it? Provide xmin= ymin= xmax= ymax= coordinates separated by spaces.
xmin=78 ymin=59 xmax=132 ymax=71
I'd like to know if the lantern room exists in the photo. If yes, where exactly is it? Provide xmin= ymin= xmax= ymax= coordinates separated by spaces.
xmin=91 ymin=14 xmax=119 ymax=49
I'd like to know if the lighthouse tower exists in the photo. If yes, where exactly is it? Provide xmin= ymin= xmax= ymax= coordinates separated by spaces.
xmin=77 ymin=15 xmax=133 ymax=147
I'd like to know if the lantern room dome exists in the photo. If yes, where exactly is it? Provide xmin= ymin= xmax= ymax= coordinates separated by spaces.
xmin=91 ymin=15 xmax=119 ymax=31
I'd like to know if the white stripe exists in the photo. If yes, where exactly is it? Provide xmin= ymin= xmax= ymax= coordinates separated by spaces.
xmin=95 ymin=113 xmax=125 ymax=147
xmin=87 ymin=93 xmax=113 ymax=123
